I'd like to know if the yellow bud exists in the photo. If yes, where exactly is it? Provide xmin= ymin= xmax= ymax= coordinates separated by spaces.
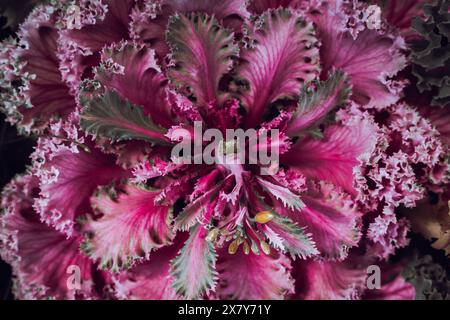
xmin=255 ymin=211 xmax=275 ymax=224
xmin=260 ymin=241 xmax=271 ymax=255
xmin=206 ymin=228 xmax=219 ymax=242
xmin=228 ymin=239 xmax=240 ymax=255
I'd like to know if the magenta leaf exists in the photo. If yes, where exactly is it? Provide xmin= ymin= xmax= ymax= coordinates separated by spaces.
xmin=237 ymin=8 xmax=320 ymax=127
xmin=96 ymin=42 xmax=174 ymax=128
xmin=33 ymin=137 xmax=127 ymax=237
xmin=291 ymin=182 xmax=362 ymax=260
xmin=1 ymin=174 xmax=98 ymax=299
xmin=217 ymin=249 xmax=294 ymax=299
xmin=167 ymin=13 xmax=239 ymax=107
xmin=293 ymin=258 xmax=367 ymax=300
xmin=282 ymin=118 xmax=377 ymax=194
xmin=82 ymin=185 xmax=175 ymax=273
xmin=113 ymin=234 xmax=189 ymax=300
xmin=312 ymin=2 xmax=406 ymax=109
xmin=248 ymin=0 xmax=306 ymax=14
xmin=2 ymin=6 xmax=76 ymax=131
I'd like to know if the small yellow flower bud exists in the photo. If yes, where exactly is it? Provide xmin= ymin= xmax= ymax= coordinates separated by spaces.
xmin=228 ymin=239 xmax=240 ymax=255
xmin=206 ymin=228 xmax=219 ymax=242
xmin=255 ymin=211 xmax=275 ymax=224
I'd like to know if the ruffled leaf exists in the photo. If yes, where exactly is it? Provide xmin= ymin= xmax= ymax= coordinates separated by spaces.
xmin=261 ymin=213 xmax=319 ymax=259
xmin=257 ymin=177 xmax=305 ymax=211
xmin=81 ymin=90 xmax=169 ymax=144
xmin=130 ymin=0 xmax=249 ymax=59
xmin=292 ymin=258 xmax=367 ymax=300
xmin=59 ymin=0 xmax=134 ymax=52
xmin=217 ymin=249 xmax=294 ymax=299
xmin=3 ymin=6 xmax=76 ymax=131
xmin=1 ymin=174 xmax=98 ymax=299
xmin=282 ymin=118 xmax=377 ymax=194
xmin=167 ymin=13 xmax=239 ymax=107
xmin=56 ymin=0 xmax=135 ymax=94
xmin=248 ymin=0 xmax=305 ymax=15
xmin=376 ymin=0 xmax=428 ymax=40
xmin=286 ymin=182 xmax=362 ymax=260
xmin=311 ymin=2 xmax=406 ymax=109
xmin=96 ymin=42 xmax=174 ymax=128
xmin=113 ymin=234 xmax=188 ymax=300
xmin=161 ymin=0 xmax=250 ymax=20
xmin=33 ymin=137 xmax=127 ymax=237
xmin=237 ymin=8 xmax=320 ymax=127
xmin=287 ymin=70 xmax=351 ymax=135
xmin=367 ymin=210 xmax=411 ymax=260
xmin=170 ymin=224 xmax=217 ymax=299
xmin=82 ymin=185 xmax=175 ymax=273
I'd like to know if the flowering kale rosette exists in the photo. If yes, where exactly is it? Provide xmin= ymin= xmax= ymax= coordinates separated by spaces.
xmin=0 ymin=0 xmax=449 ymax=300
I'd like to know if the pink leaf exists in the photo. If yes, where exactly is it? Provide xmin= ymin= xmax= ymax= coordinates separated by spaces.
xmin=60 ymin=0 xmax=134 ymax=53
xmin=217 ymin=249 xmax=294 ymax=299
xmin=310 ymin=2 xmax=406 ymax=109
xmin=130 ymin=0 xmax=249 ymax=59
xmin=96 ymin=42 xmax=174 ymax=128
xmin=282 ymin=117 xmax=377 ymax=195
xmin=238 ymin=9 xmax=320 ymax=127
xmin=375 ymin=0 xmax=428 ymax=41
xmin=82 ymin=185 xmax=175 ymax=272
xmin=248 ymin=0 xmax=306 ymax=14
xmin=1 ymin=174 xmax=99 ymax=299
xmin=33 ymin=137 xmax=127 ymax=237
xmin=292 ymin=258 xmax=367 ymax=300
xmin=113 ymin=234 xmax=189 ymax=300
xmin=284 ymin=182 xmax=363 ymax=260
xmin=12 ymin=6 xmax=76 ymax=131
xmin=167 ymin=13 xmax=239 ymax=107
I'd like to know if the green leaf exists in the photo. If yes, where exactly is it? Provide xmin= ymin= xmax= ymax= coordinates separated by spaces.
xmin=287 ymin=70 xmax=351 ymax=135
xmin=266 ymin=213 xmax=319 ymax=259
xmin=80 ymin=90 xmax=169 ymax=144
xmin=170 ymin=224 xmax=218 ymax=299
